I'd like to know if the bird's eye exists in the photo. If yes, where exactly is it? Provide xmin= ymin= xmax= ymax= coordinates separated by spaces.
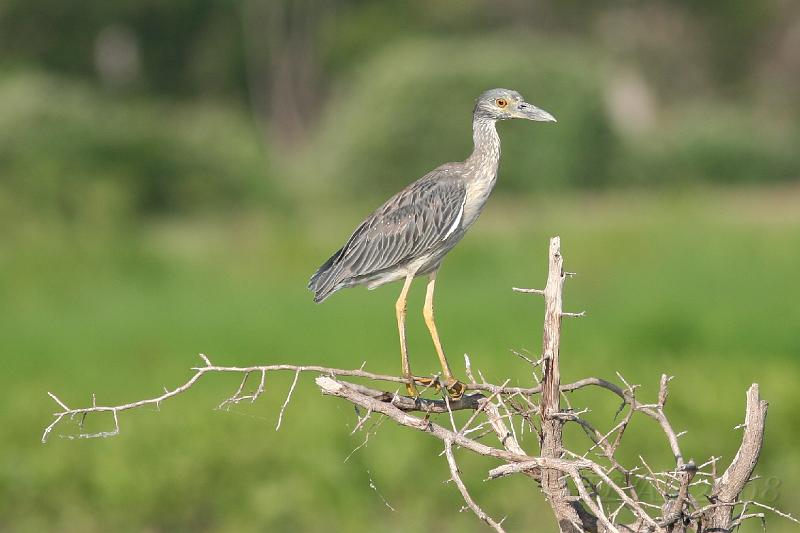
xmin=495 ymin=98 xmax=508 ymax=108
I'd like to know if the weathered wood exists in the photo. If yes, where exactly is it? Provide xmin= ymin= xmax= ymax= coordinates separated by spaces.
xmin=701 ymin=384 xmax=769 ymax=532
xmin=539 ymin=237 xmax=587 ymax=532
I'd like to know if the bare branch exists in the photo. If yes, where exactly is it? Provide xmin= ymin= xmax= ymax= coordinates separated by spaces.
xmin=702 ymin=384 xmax=769 ymax=531
xmin=445 ymin=440 xmax=507 ymax=533
xmin=316 ymin=376 xmax=537 ymax=468
xmin=367 ymin=470 xmax=396 ymax=512
xmin=513 ymin=286 xmax=545 ymax=295
xmin=42 ymin=362 xmax=487 ymax=443
xmin=217 ymin=371 xmax=252 ymax=410
xmin=538 ymin=236 xmax=592 ymax=533
xmin=746 ymin=501 xmax=799 ymax=525
xmin=275 ymin=369 xmax=300 ymax=431
xmin=47 ymin=392 xmax=71 ymax=411
xmin=659 ymin=460 xmax=697 ymax=529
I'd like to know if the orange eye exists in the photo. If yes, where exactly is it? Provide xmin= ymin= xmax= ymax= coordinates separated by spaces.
xmin=496 ymin=98 xmax=508 ymax=108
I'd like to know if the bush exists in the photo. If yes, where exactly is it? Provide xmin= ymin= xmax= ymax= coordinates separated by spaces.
xmin=617 ymin=105 xmax=800 ymax=186
xmin=290 ymin=35 xmax=800 ymax=202
xmin=0 ymin=71 xmax=275 ymax=228
xmin=294 ymin=35 xmax=619 ymax=202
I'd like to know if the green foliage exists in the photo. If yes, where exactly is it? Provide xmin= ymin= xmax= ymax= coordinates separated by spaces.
xmin=618 ymin=107 xmax=800 ymax=186
xmin=289 ymin=34 xmax=799 ymax=203
xmin=0 ymin=0 xmax=246 ymax=96
xmin=0 ymin=72 xmax=275 ymax=229
xmin=297 ymin=35 xmax=619 ymax=201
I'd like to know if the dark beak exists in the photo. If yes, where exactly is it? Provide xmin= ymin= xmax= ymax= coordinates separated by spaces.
xmin=516 ymin=102 xmax=557 ymax=122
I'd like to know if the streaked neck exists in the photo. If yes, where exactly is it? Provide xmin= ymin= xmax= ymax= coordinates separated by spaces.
xmin=466 ymin=117 xmax=500 ymax=170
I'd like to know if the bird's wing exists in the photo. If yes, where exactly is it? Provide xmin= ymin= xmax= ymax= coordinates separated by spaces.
xmin=333 ymin=167 xmax=467 ymax=279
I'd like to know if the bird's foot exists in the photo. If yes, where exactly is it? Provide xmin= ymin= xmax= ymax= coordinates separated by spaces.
xmin=403 ymin=376 xmax=464 ymax=399
xmin=404 ymin=375 xmax=442 ymax=397
xmin=444 ymin=378 xmax=466 ymax=400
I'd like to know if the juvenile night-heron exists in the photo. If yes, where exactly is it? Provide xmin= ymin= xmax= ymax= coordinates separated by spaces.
xmin=309 ymin=88 xmax=556 ymax=398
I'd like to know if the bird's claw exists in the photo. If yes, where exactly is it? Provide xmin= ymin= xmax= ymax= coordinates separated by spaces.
xmin=444 ymin=378 xmax=466 ymax=400
xmin=405 ymin=376 xmax=443 ymax=397
xmin=405 ymin=376 xmax=464 ymax=399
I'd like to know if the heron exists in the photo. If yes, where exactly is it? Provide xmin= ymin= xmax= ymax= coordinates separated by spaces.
xmin=309 ymin=88 xmax=556 ymax=398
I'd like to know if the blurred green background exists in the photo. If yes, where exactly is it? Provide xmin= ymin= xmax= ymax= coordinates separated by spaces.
xmin=2 ymin=1 xmax=800 ymax=531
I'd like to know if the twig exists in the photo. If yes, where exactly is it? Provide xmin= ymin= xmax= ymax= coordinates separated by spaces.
xmin=445 ymin=440 xmax=507 ymax=533
xmin=659 ymin=460 xmax=697 ymax=527
xmin=275 ymin=369 xmax=301 ymax=431
xmin=512 ymin=286 xmax=545 ymax=295
xmin=367 ymin=470 xmax=396 ymax=512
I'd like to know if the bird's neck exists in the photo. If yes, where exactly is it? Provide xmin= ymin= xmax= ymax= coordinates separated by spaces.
xmin=457 ymin=117 xmax=501 ymax=229
xmin=466 ymin=118 xmax=501 ymax=174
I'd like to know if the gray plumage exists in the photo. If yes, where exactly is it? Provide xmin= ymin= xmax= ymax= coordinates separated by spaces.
xmin=309 ymin=88 xmax=556 ymax=303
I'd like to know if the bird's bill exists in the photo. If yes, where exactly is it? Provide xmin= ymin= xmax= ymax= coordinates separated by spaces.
xmin=515 ymin=102 xmax=557 ymax=122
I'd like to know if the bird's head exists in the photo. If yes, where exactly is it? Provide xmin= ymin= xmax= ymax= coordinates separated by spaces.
xmin=473 ymin=88 xmax=556 ymax=123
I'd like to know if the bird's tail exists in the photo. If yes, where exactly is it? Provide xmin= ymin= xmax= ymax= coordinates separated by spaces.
xmin=308 ymin=247 xmax=345 ymax=303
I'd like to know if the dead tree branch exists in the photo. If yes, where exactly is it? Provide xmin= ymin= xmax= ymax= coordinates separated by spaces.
xmin=41 ymin=361 xmax=490 ymax=443
xmin=42 ymin=237 xmax=792 ymax=533
xmin=538 ymin=236 xmax=592 ymax=532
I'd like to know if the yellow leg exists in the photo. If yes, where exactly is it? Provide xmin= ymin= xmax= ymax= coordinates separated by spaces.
xmin=423 ymin=271 xmax=465 ymax=398
xmin=395 ymin=273 xmax=418 ymax=396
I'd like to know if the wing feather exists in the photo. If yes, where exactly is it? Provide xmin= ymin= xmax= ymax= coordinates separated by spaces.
xmin=310 ymin=166 xmax=466 ymax=299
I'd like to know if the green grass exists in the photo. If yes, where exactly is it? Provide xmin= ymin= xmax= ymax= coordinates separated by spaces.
xmin=2 ymin=187 xmax=800 ymax=532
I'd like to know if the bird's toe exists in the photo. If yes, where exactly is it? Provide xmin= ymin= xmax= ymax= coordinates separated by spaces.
xmin=445 ymin=379 xmax=466 ymax=400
